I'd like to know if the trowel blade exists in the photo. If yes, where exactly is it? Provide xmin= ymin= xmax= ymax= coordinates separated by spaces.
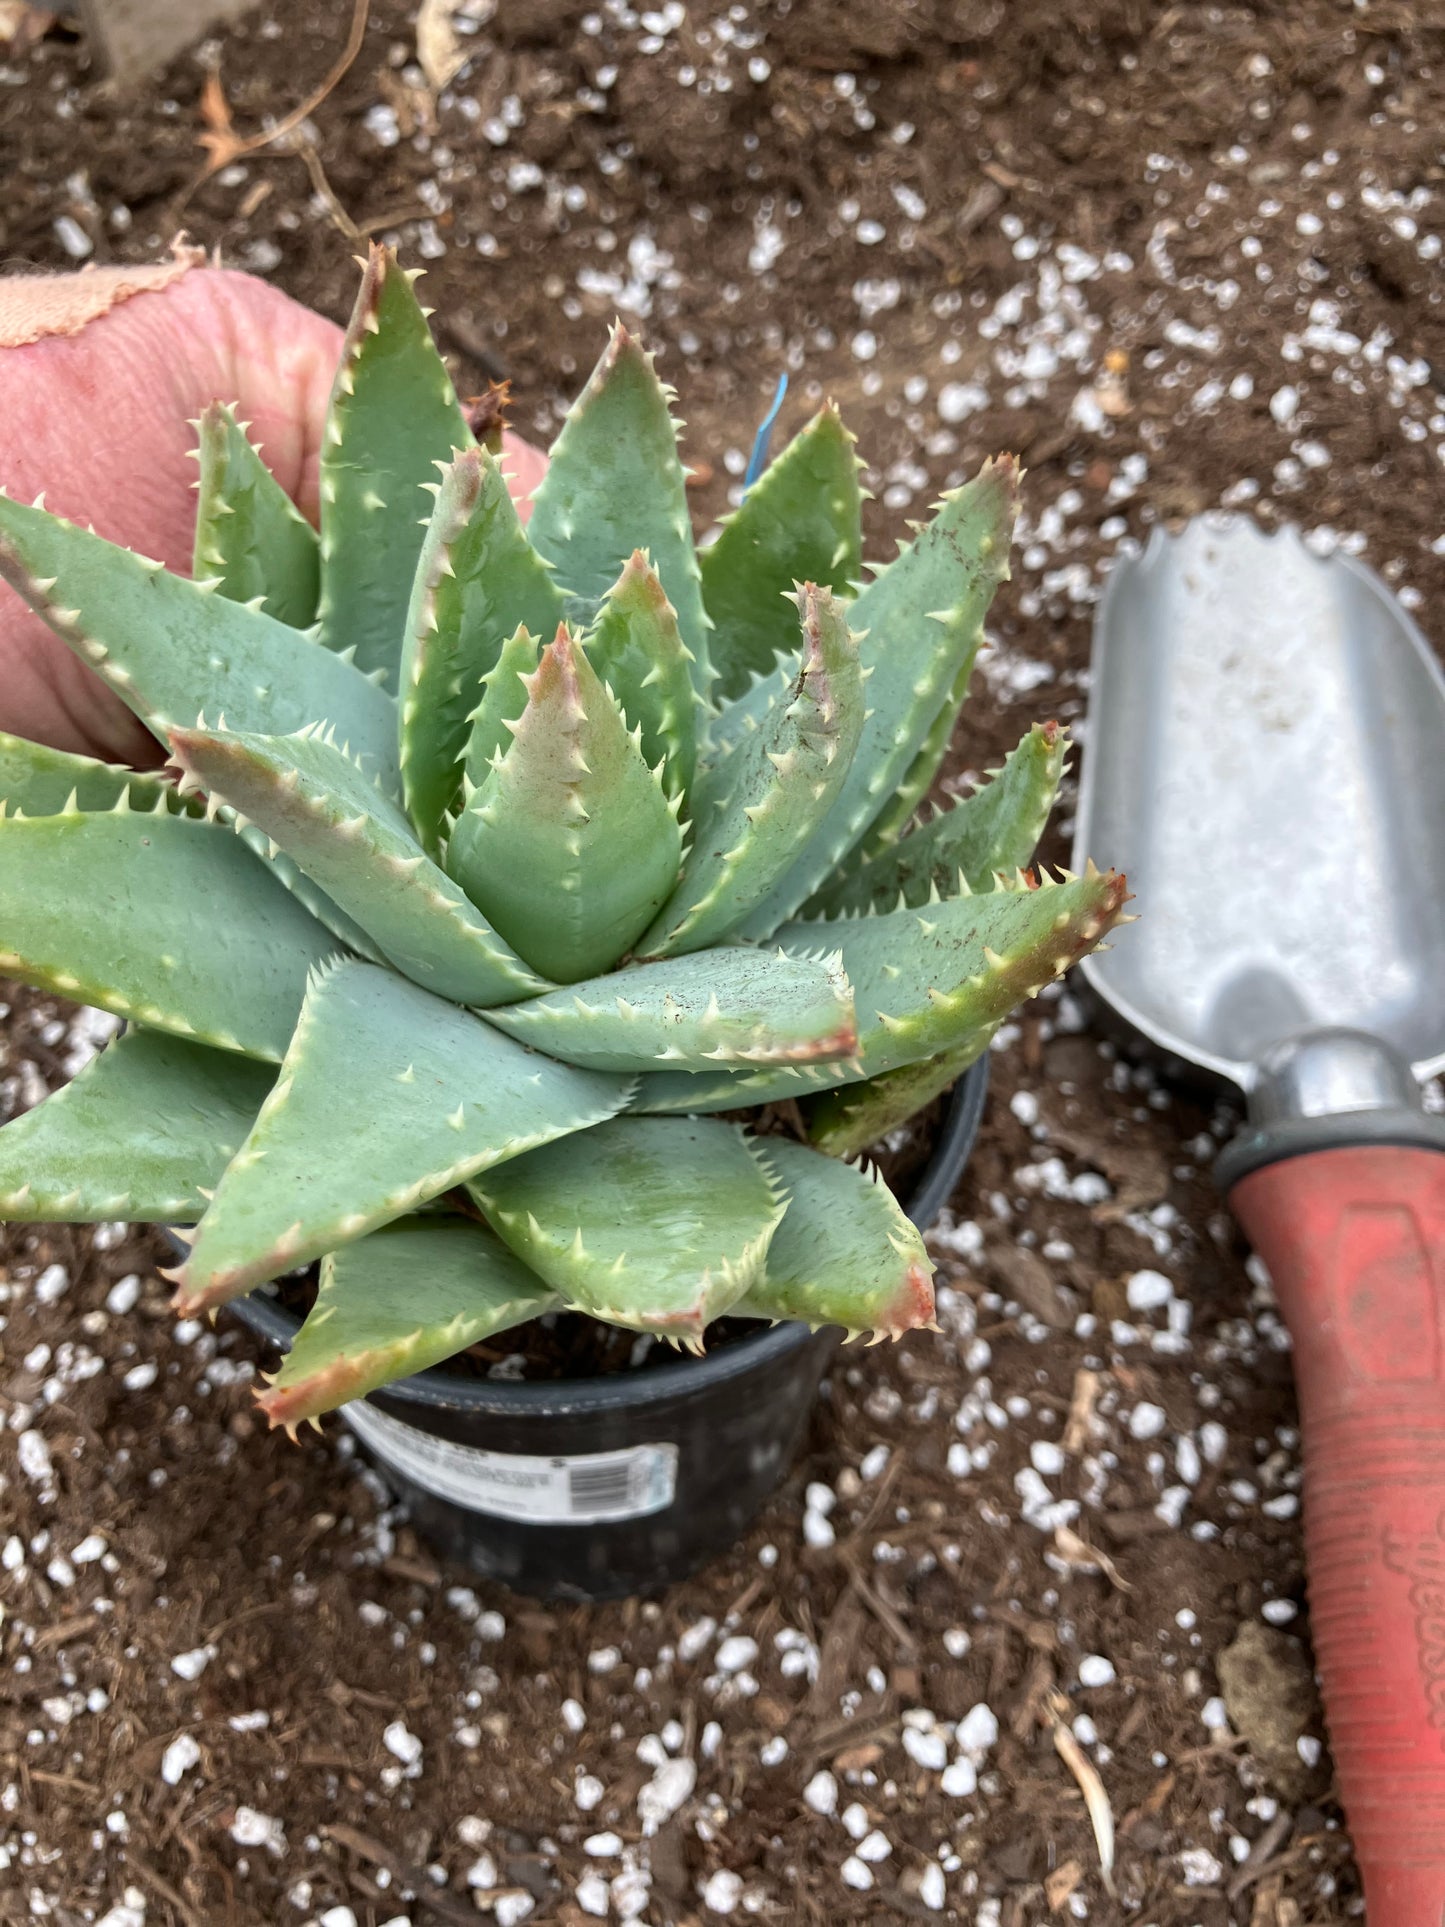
xmin=1073 ymin=516 xmax=1445 ymax=1089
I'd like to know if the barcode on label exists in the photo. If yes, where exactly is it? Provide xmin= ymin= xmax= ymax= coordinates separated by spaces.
xmin=342 ymin=1401 xmax=678 ymax=1524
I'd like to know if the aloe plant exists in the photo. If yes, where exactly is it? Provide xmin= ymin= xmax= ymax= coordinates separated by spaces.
xmin=0 ymin=246 xmax=1125 ymax=1427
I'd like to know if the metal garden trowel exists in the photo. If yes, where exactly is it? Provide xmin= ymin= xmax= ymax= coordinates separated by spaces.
xmin=1075 ymin=515 xmax=1445 ymax=1922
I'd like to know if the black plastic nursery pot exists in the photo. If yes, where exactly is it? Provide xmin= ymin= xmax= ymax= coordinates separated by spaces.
xmin=225 ymin=1059 xmax=990 ymax=1602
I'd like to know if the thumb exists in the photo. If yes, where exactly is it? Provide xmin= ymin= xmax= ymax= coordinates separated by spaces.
xmin=172 ymin=267 xmax=344 ymax=530
xmin=0 ymin=264 xmax=546 ymax=760
xmin=0 ymin=266 xmax=342 ymax=760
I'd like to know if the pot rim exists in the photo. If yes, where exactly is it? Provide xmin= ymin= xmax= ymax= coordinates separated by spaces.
xmin=225 ymin=1054 xmax=991 ymax=1417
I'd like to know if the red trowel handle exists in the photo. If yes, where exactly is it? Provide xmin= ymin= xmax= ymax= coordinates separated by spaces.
xmin=1231 ymin=1144 xmax=1445 ymax=1925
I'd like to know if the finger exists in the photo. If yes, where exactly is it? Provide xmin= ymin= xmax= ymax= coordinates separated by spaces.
xmin=0 ymin=264 xmax=550 ymax=759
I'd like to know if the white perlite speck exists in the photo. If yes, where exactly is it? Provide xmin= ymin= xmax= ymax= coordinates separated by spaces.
xmin=918 ymin=1861 xmax=947 ymax=1910
xmin=106 ymin=1274 xmax=142 ymax=1315
xmin=383 ymin=1721 xmax=423 ymax=1767
xmin=561 ymin=1698 xmax=586 ymax=1734
xmin=1128 ymin=1402 xmax=1168 ymax=1441
xmin=678 ymin=1616 xmax=716 ymax=1661
xmin=35 ymin=1263 xmax=69 ymax=1304
xmin=841 ymin=1856 xmax=873 ymax=1891
xmin=938 ymin=380 xmax=988 ymax=424
xmin=803 ymin=1769 xmax=838 ymax=1815
xmin=715 ymin=1635 xmax=758 ymax=1674
xmin=1126 ymin=1269 xmax=1173 ymax=1312
xmin=802 ymin=1508 xmax=836 ymax=1548
xmin=319 ymin=1911 xmax=359 ymax=1927
xmin=1270 ymin=384 xmax=1300 ymax=425
xmin=700 ymin=1869 xmax=743 ymax=1914
xmin=95 ymin=1892 xmax=147 ymax=1927
xmin=18 ymin=1430 xmax=52 ymax=1485
xmin=1180 ymin=1847 xmax=1225 ymax=1886
xmin=465 ymin=1853 xmax=498 ymax=1890
xmin=171 ymin=1644 xmax=217 ymax=1681
xmin=956 ymin=1703 xmax=999 ymax=1754
xmin=638 ymin=1756 xmax=695 ymax=1833
xmin=494 ymin=1896 xmax=534 ymax=1927
xmin=1079 ymin=1654 xmax=1116 ymax=1687
xmin=575 ymin=1871 xmax=610 ymax=1917
xmin=902 ymin=1724 xmax=949 ymax=1771
xmin=230 ymin=1807 xmax=286 ymax=1854
xmin=160 ymin=1734 xmax=200 ymax=1786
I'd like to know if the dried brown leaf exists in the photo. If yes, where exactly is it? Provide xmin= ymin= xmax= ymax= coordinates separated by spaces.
xmin=1062 ymin=1367 xmax=1102 ymax=1454
xmin=1049 ymin=1692 xmax=1116 ymax=1897
xmin=417 ymin=0 xmax=472 ymax=92
xmin=1045 ymin=1858 xmax=1084 ymax=1912
xmin=1053 ymin=1523 xmax=1133 ymax=1593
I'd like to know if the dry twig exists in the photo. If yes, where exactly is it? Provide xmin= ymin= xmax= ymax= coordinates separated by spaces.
xmin=1048 ymin=1690 xmax=1117 ymax=1897
xmin=196 ymin=0 xmax=370 ymax=178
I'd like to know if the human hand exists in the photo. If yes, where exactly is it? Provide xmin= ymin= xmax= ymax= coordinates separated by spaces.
xmin=0 ymin=263 xmax=547 ymax=764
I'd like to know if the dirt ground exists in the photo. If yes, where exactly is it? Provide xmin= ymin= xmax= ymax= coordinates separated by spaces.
xmin=3 ymin=0 xmax=1445 ymax=1921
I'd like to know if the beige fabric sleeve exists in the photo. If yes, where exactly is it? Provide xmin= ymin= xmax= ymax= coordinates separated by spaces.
xmin=0 ymin=240 xmax=205 ymax=349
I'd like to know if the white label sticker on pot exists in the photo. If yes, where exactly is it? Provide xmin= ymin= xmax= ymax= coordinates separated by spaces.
xmin=342 ymin=1401 xmax=678 ymax=1524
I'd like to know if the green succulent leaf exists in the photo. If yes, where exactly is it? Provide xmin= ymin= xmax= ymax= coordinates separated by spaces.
xmin=255 ymin=1217 xmax=556 ymax=1429
xmin=316 ymin=245 xmax=474 ymax=688
xmin=191 ymin=402 xmax=320 ymax=628
xmin=174 ymin=959 xmax=629 ymax=1312
xmin=470 ymin=1115 xmax=784 ymax=1343
xmin=400 ymin=446 xmax=565 ymax=853
xmin=700 ymin=402 xmax=864 ymax=702
xmin=0 ymin=1027 xmax=273 ymax=1223
xmin=639 ymin=583 xmax=864 ymax=958
xmin=215 ymin=809 xmax=385 ymax=964
xmin=625 ymin=1062 xmax=836 ymax=1115
xmin=526 ymin=326 xmax=713 ymax=701
xmin=740 ymin=1137 xmax=935 ymax=1337
xmin=732 ymin=457 xmax=1020 ymax=938
xmin=632 ymin=866 xmax=1127 ymax=1112
xmin=854 ymin=651 xmax=972 ymax=860
xmin=462 ymin=624 xmax=542 ymax=788
xmin=447 ymin=627 xmax=684 ymax=983
xmin=482 ymin=944 xmax=856 ymax=1071
xmin=0 ymin=492 xmax=400 ymax=796
xmin=0 ymin=244 xmax=1131 ymax=1415
xmin=778 ymin=866 xmax=1126 ymax=1077
xmin=805 ymin=1030 xmax=992 ymax=1160
xmin=808 ymin=720 xmax=1068 ymax=917
xmin=0 ymin=803 xmax=341 ymax=1061
xmin=169 ymin=723 xmax=545 ymax=1008
xmin=584 ymin=550 xmax=698 ymax=804
xmin=0 ymin=730 xmax=192 ymax=818
xmin=701 ymin=654 xmax=791 ymax=771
